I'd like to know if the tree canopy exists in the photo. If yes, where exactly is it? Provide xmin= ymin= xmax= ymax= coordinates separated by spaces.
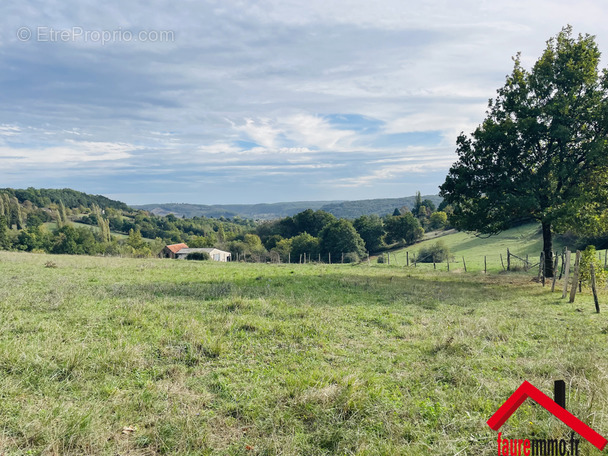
xmin=440 ymin=27 xmax=608 ymax=276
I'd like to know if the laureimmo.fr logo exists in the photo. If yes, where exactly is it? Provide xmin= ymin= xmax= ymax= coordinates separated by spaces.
xmin=487 ymin=381 xmax=607 ymax=455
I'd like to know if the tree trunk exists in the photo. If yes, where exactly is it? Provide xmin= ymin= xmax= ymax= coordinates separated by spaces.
xmin=542 ymin=221 xmax=554 ymax=278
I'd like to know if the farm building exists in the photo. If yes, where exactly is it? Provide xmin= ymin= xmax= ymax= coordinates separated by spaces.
xmin=161 ymin=243 xmax=188 ymax=259
xmin=161 ymin=243 xmax=231 ymax=262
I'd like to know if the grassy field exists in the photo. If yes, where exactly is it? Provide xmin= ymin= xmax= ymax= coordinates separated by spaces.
xmin=1 ymin=251 xmax=608 ymax=455
xmin=388 ymin=223 xmax=571 ymax=273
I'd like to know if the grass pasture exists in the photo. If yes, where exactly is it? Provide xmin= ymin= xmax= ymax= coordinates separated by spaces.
xmin=390 ymin=223 xmax=568 ymax=273
xmin=0 ymin=251 xmax=608 ymax=455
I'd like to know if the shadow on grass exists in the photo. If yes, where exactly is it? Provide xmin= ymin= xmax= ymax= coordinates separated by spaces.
xmin=102 ymin=271 xmax=524 ymax=311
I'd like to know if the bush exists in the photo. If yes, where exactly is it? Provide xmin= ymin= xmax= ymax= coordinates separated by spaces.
xmin=186 ymin=251 xmax=210 ymax=261
xmin=377 ymin=254 xmax=386 ymax=264
xmin=417 ymin=241 xmax=451 ymax=263
xmin=580 ymin=245 xmax=607 ymax=288
xmin=343 ymin=252 xmax=360 ymax=263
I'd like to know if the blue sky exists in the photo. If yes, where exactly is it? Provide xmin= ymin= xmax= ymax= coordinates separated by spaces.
xmin=1 ymin=0 xmax=607 ymax=205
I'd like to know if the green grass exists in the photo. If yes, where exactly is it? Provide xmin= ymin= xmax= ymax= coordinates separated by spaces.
xmin=389 ymin=223 xmax=570 ymax=273
xmin=0 ymin=251 xmax=607 ymax=455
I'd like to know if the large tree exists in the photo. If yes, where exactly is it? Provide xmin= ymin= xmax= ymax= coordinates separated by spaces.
xmin=440 ymin=27 xmax=608 ymax=276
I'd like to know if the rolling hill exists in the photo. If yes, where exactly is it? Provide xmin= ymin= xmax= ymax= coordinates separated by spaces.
xmin=134 ymin=194 xmax=443 ymax=220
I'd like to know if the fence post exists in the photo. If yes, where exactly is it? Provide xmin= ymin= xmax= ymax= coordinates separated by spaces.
xmin=462 ymin=256 xmax=467 ymax=272
xmin=537 ymin=252 xmax=544 ymax=282
xmin=561 ymin=249 xmax=571 ymax=298
xmin=551 ymin=255 xmax=559 ymax=292
xmin=554 ymin=380 xmax=566 ymax=409
xmin=387 ymin=252 xmax=390 ymax=265
xmin=484 ymin=256 xmax=487 ymax=274
xmin=406 ymin=251 xmax=409 ymax=267
xmin=342 ymin=253 xmax=344 ymax=264
xmin=569 ymin=250 xmax=581 ymax=303
xmin=447 ymin=257 xmax=450 ymax=271
xmin=591 ymin=263 xmax=600 ymax=313
xmin=500 ymin=254 xmax=505 ymax=271
xmin=328 ymin=252 xmax=331 ymax=264
xmin=507 ymin=248 xmax=511 ymax=271
xmin=433 ymin=255 xmax=436 ymax=270
xmin=525 ymin=254 xmax=529 ymax=272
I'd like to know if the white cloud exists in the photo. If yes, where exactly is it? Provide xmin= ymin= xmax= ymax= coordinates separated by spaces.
xmin=0 ymin=140 xmax=139 ymax=165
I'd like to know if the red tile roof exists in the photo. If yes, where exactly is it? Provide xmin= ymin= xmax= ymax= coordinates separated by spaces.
xmin=165 ymin=243 xmax=188 ymax=254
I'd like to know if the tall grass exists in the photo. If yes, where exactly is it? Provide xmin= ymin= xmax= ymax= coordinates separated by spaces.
xmin=0 ymin=251 xmax=606 ymax=455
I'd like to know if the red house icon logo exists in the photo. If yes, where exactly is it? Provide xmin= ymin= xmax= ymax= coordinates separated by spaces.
xmin=487 ymin=381 xmax=607 ymax=451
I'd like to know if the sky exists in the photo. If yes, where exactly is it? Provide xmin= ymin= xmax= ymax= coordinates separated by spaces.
xmin=0 ymin=1 xmax=607 ymax=205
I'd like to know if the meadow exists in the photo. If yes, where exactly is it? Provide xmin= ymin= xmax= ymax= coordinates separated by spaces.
xmin=0 ymin=249 xmax=607 ymax=455
xmin=389 ymin=224 xmax=568 ymax=273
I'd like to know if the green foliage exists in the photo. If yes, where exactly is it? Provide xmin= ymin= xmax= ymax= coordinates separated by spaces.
xmin=185 ymin=251 xmax=210 ymax=261
xmin=290 ymin=232 xmax=320 ymax=259
xmin=271 ymin=238 xmax=292 ymax=262
xmin=440 ymin=27 xmax=608 ymax=276
xmin=384 ymin=213 xmax=424 ymax=245
xmin=353 ymin=215 xmax=385 ymax=253
xmin=580 ymin=245 xmax=608 ymax=288
xmin=319 ymin=219 xmax=366 ymax=258
xmin=0 ymin=216 xmax=9 ymax=249
xmin=429 ymin=211 xmax=448 ymax=231
xmin=417 ymin=241 xmax=451 ymax=263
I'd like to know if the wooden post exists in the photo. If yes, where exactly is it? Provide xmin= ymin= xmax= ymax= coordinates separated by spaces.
xmin=561 ymin=249 xmax=571 ymax=299
xmin=541 ymin=251 xmax=546 ymax=287
xmin=328 ymin=252 xmax=331 ymax=264
xmin=551 ymin=254 xmax=559 ymax=292
xmin=605 ymin=249 xmax=607 ymax=268
xmin=462 ymin=256 xmax=467 ymax=272
xmin=367 ymin=252 xmax=370 ymax=265
xmin=406 ymin=251 xmax=409 ymax=267
xmin=318 ymin=253 xmax=321 ymax=263
xmin=500 ymin=254 xmax=505 ymax=271
xmin=387 ymin=252 xmax=390 ymax=265
xmin=525 ymin=254 xmax=529 ymax=272
xmin=414 ymin=254 xmax=417 ymax=268
xmin=447 ymin=257 xmax=450 ymax=271
xmin=554 ymin=380 xmax=566 ymax=410
xmin=341 ymin=253 xmax=344 ymax=264
xmin=288 ymin=253 xmax=290 ymax=264
xmin=484 ymin=256 xmax=487 ymax=274
xmin=537 ymin=252 xmax=544 ymax=282
xmin=299 ymin=254 xmax=302 ymax=264
xmin=507 ymin=248 xmax=511 ymax=271
xmin=591 ymin=263 xmax=600 ymax=313
xmin=433 ymin=255 xmax=436 ymax=270
xmin=569 ymin=250 xmax=581 ymax=303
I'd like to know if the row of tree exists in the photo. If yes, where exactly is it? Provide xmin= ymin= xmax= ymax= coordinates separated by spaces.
xmin=218 ymin=200 xmax=451 ymax=262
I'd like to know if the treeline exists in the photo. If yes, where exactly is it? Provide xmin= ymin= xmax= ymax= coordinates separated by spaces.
xmin=0 ymin=188 xmax=255 ymax=257
xmin=223 ymin=192 xmax=451 ymax=262
xmin=1 ymin=187 xmax=130 ymax=211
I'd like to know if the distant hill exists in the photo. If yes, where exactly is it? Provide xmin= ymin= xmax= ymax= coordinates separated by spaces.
xmin=134 ymin=195 xmax=443 ymax=220
xmin=319 ymin=195 xmax=443 ymax=219
xmin=3 ymin=187 xmax=129 ymax=211
xmin=134 ymin=201 xmax=338 ymax=219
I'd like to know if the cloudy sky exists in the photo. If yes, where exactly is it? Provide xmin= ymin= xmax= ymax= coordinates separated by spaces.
xmin=0 ymin=1 xmax=606 ymax=205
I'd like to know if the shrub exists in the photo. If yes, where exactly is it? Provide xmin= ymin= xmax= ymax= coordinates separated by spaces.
xmin=580 ymin=245 xmax=607 ymax=288
xmin=186 ymin=252 xmax=210 ymax=261
xmin=343 ymin=252 xmax=360 ymax=263
xmin=377 ymin=254 xmax=386 ymax=264
xmin=417 ymin=241 xmax=451 ymax=263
